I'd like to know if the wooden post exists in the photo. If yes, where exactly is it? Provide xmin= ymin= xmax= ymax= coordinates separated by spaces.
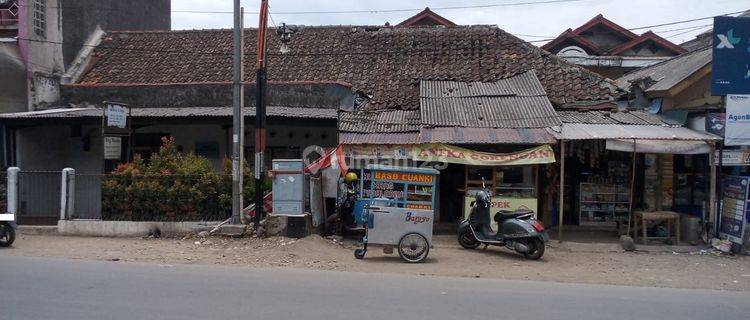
xmin=558 ymin=139 xmax=565 ymax=243
xmin=709 ymin=141 xmax=717 ymax=231
xmin=627 ymin=139 xmax=637 ymax=236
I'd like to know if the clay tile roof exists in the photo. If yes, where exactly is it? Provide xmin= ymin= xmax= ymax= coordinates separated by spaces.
xmin=571 ymin=14 xmax=638 ymax=40
xmin=396 ymin=7 xmax=456 ymax=27
xmin=543 ymin=15 xmax=685 ymax=56
xmin=76 ymin=26 xmax=620 ymax=110
xmin=609 ymin=31 xmax=686 ymax=56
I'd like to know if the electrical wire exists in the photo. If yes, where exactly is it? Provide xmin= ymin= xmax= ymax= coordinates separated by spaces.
xmin=18 ymin=0 xmax=586 ymax=15
xmin=526 ymin=10 xmax=745 ymax=43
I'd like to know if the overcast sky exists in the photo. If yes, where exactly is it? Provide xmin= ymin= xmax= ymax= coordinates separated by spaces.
xmin=171 ymin=0 xmax=748 ymax=45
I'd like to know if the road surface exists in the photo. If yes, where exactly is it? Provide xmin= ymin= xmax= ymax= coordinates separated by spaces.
xmin=2 ymin=256 xmax=748 ymax=320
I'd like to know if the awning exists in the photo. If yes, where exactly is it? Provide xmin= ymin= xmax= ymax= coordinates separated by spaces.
xmin=420 ymin=127 xmax=556 ymax=144
xmin=551 ymin=123 xmax=722 ymax=141
xmin=341 ymin=144 xmax=556 ymax=166
xmin=606 ymin=139 xmax=713 ymax=154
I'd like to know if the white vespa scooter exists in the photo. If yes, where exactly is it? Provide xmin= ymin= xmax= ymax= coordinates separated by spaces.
xmin=0 ymin=212 xmax=16 ymax=247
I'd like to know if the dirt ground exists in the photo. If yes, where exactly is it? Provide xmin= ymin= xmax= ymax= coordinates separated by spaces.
xmin=2 ymin=233 xmax=749 ymax=291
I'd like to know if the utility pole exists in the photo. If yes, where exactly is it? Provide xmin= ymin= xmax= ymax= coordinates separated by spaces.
xmin=254 ymin=0 xmax=270 ymax=226
xmin=231 ymin=0 xmax=244 ymax=224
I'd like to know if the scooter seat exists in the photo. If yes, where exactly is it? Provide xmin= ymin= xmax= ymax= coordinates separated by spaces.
xmin=494 ymin=210 xmax=533 ymax=222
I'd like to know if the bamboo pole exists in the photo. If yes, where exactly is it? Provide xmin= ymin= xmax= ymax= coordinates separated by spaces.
xmin=627 ymin=139 xmax=637 ymax=236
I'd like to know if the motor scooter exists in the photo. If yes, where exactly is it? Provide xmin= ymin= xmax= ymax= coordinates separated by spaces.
xmin=457 ymin=180 xmax=548 ymax=260
xmin=0 ymin=212 xmax=16 ymax=247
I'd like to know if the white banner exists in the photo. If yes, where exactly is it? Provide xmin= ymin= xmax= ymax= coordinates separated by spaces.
xmin=725 ymin=95 xmax=750 ymax=146
xmin=104 ymin=136 xmax=122 ymax=160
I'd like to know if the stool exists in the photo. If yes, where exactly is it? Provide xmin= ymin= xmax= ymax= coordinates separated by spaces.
xmin=632 ymin=211 xmax=680 ymax=245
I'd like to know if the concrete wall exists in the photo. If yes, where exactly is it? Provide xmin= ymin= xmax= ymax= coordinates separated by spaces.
xmin=58 ymin=219 xmax=217 ymax=237
xmin=579 ymin=25 xmax=629 ymax=51
xmin=59 ymin=0 xmax=170 ymax=69
xmin=15 ymin=124 xmax=103 ymax=172
xmin=62 ymin=83 xmax=357 ymax=110
xmin=0 ymin=43 xmax=27 ymax=113
xmin=18 ymin=0 xmax=65 ymax=110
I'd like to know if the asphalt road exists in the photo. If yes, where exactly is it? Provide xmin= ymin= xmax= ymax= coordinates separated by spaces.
xmin=1 ymin=256 xmax=749 ymax=320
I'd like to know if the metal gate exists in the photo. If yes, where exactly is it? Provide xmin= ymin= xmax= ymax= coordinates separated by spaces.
xmin=74 ymin=173 xmax=102 ymax=219
xmin=18 ymin=171 xmax=60 ymax=225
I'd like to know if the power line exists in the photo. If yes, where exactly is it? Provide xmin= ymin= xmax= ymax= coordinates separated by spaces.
xmin=13 ymin=8 xmax=744 ymax=56
xmin=525 ymin=10 xmax=745 ymax=43
xmin=665 ymin=25 xmax=712 ymax=39
xmin=626 ymin=10 xmax=746 ymax=31
xmin=19 ymin=0 xmax=585 ymax=15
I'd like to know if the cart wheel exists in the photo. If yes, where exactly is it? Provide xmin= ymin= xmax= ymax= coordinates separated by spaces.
xmin=354 ymin=248 xmax=366 ymax=259
xmin=398 ymin=233 xmax=429 ymax=263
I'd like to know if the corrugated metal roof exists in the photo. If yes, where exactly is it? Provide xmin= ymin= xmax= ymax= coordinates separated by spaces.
xmin=551 ymin=123 xmax=721 ymax=141
xmin=420 ymin=70 xmax=560 ymax=128
xmin=616 ymin=47 xmax=711 ymax=93
xmin=338 ymin=109 xmax=421 ymax=133
xmin=339 ymin=132 xmax=421 ymax=145
xmin=421 ymin=127 xmax=556 ymax=144
xmin=557 ymin=110 xmax=675 ymax=126
xmin=420 ymin=70 xmax=547 ymax=98
xmin=0 ymin=106 xmax=338 ymax=120
xmin=421 ymin=96 xmax=559 ymax=128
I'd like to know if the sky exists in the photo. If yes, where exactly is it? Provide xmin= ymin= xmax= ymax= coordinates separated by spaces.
xmin=171 ymin=0 xmax=749 ymax=45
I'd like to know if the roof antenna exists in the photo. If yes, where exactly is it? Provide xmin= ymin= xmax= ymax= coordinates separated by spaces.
xmin=277 ymin=23 xmax=297 ymax=54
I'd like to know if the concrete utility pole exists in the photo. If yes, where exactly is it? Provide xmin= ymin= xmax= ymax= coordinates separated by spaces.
xmin=231 ymin=0 xmax=245 ymax=224
xmin=254 ymin=0 xmax=270 ymax=225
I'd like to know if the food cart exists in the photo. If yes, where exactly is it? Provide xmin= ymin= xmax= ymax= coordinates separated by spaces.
xmin=354 ymin=165 xmax=440 ymax=263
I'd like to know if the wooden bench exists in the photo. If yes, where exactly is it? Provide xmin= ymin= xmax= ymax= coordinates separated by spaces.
xmin=632 ymin=211 xmax=680 ymax=245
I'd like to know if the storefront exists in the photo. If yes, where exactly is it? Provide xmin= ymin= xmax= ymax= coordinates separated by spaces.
xmin=342 ymin=143 xmax=558 ymax=225
xmin=553 ymin=111 xmax=722 ymax=241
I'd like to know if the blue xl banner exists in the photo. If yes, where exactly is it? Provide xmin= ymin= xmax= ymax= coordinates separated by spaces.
xmin=711 ymin=16 xmax=750 ymax=95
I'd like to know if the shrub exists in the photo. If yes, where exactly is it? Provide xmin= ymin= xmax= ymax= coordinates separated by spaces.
xmin=101 ymin=136 xmax=267 ymax=221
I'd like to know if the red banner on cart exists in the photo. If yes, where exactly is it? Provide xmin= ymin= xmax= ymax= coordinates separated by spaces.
xmin=413 ymin=144 xmax=555 ymax=166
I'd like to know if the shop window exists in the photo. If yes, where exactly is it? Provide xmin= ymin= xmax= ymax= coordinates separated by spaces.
xmin=33 ymin=0 xmax=45 ymax=38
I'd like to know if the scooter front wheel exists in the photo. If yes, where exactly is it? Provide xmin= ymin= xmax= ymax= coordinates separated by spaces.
xmin=0 ymin=223 xmax=15 ymax=247
xmin=522 ymin=237 xmax=545 ymax=260
xmin=458 ymin=231 xmax=481 ymax=249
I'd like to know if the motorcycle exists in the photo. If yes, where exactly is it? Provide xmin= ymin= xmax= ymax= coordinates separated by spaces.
xmin=457 ymin=181 xmax=548 ymax=260
xmin=0 ymin=213 xmax=16 ymax=247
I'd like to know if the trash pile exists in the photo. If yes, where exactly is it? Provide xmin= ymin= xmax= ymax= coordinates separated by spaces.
xmin=689 ymin=239 xmax=738 ymax=256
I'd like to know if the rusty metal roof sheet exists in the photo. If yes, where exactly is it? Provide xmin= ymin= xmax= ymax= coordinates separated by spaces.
xmin=557 ymin=109 xmax=675 ymax=126
xmin=420 ymin=71 xmax=561 ymax=128
xmin=339 ymin=132 xmax=421 ymax=145
xmin=338 ymin=109 xmax=421 ymax=133
xmin=420 ymin=70 xmax=547 ymax=98
xmin=616 ymin=47 xmax=711 ymax=93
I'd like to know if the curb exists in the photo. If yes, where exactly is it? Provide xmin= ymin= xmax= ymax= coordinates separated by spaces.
xmin=17 ymin=225 xmax=59 ymax=236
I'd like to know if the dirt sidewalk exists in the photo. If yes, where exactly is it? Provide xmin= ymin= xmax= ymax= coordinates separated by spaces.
xmin=2 ymin=233 xmax=748 ymax=291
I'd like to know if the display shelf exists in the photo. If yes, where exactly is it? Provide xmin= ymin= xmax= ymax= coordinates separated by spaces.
xmin=579 ymin=182 xmax=631 ymax=227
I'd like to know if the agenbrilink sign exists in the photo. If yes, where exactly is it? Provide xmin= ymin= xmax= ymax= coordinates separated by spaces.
xmin=712 ymin=16 xmax=750 ymax=96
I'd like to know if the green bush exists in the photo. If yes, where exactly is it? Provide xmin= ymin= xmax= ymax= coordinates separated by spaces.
xmin=101 ymin=136 xmax=268 ymax=221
